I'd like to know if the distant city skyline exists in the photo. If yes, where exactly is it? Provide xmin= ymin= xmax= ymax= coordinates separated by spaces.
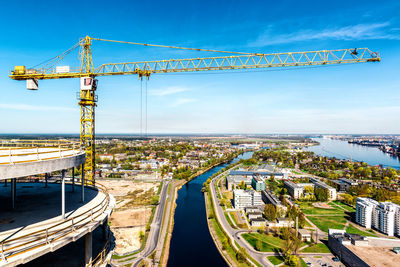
xmin=1 ymin=0 xmax=399 ymax=134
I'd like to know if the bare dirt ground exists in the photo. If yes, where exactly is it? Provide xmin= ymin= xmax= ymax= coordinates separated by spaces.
xmin=348 ymin=246 xmax=399 ymax=267
xmin=313 ymin=202 xmax=334 ymax=209
xmin=100 ymin=179 xmax=160 ymax=254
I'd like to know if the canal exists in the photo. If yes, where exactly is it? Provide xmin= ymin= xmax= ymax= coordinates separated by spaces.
xmin=304 ymin=137 xmax=400 ymax=170
xmin=167 ymin=151 xmax=253 ymax=267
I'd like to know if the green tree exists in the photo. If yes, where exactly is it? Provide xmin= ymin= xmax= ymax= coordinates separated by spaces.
xmin=303 ymin=185 xmax=314 ymax=194
xmin=238 ymin=180 xmax=246 ymax=189
xmin=264 ymin=204 xmax=277 ymax=221
xmin=255 ymin=239 xmax=263 ymax=251
xmin=236 ymin=247 xmax=248 ymax=263
xmin=315 ymin=188 xmax=328 ymax=202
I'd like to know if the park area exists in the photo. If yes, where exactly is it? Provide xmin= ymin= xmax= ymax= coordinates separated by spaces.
xmin=241 ymin=232 xmax=330 ymax=253
xmin=298 ymin=200 xmax=378 ymax=236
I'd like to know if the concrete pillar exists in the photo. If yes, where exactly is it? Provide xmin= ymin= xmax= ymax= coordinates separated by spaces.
xmin=10 ymin=178 xmax=15 ymax=209
xmin=85 ymin=232 xmax=92 ymax=265
xmin=13 ymin=179 xmax=16 ymax=201
xmin=81 ymin=164 xmax=85 ymax=203
xmin=72 ymin=167 xmax=75 ymax=192
xmin=102 ymin=218 xmax=108 ymax=240
xmin=61 ymin=170 xmax=65 ymax=219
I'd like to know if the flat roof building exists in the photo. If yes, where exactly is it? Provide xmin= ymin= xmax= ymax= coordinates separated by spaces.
xmin=251 ymin=175 xmax=266 ymax=191
xmin=261 ymin=190 xmax=287 ymax=215
xmin=309 ymin=177 xmax=337 ymax=200
xmin=233 ymin=189 xmax=262 ymax=209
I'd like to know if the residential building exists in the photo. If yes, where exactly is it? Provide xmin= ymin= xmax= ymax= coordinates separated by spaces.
xmin=245 ymin=206 xmax=260 ymax=213
xmin=283 ymin=180 xmax=309 ymax=199
xmin=247 ymin=212 xmax=263 ymax=220
xmin=332 ymin=178 xmax=358 ymax=192
xmin=356 ymin=197 xmax=379 ymax=229
xmin=250 ymin=218 xmax=266 ymax=227
xmin=375 ymin=202 xmax=400 ymax=236
xmin=251 ymin=175 xmax=266 ymax=191
xmin=261 ymin=190 xmax=287 ymax=215
xmin=233 ymin=189 xmax=262 ymax=209
xmin=309 ymin=177 xmax=337 ymax=200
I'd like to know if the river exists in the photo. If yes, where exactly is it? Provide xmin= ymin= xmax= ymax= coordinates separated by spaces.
xmin=304 ymin=137 xmax=400 ymax=170
xmin=167 ymin=151 xmax=253 ymax=267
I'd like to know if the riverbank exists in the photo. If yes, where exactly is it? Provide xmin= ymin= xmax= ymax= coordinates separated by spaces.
xmin=158 ymin=153 xmax=246 ymax=266
xmin=203 ymin=160 xmax=263 ymax=267
xmin=167 ymin=152 xmax=254 ymax=266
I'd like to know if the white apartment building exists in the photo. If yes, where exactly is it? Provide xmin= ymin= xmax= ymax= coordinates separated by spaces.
xmin=356 ymin=197 xmax=379 ymax=229
xmin=356 ymin=198 xmax=400 ymax=236
xmin=233 ymin=189 xmax=262 ymax=209
xmin=376 ymin=202 xmax=400 ymax=236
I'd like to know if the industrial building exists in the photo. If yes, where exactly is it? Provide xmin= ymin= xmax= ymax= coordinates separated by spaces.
xmin=328 ymin=229 xmax=400 ymax=267
xmin=0 ymin=140 xmax=115 ymax=266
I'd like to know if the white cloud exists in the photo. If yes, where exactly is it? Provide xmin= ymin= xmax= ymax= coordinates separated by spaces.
xmin=249 ymin=22 xmax=400 ymax=47
xmin=149 ymin=86 xmax=188 ymax=96
xmin=170 ymin=98 xmax=196 ymax=107
xmin=0 ymin=103 xmax=74 ymax=111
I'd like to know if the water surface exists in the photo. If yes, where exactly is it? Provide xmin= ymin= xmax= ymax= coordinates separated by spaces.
xmin=304 ymin=137 xmax=400 ymax=169
xmin=167 ymin=151 xmax=253 ymax=267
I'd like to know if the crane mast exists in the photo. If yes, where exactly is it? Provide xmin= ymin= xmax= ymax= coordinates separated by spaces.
xmin=9 ymin=36 xmax=381 ymax=184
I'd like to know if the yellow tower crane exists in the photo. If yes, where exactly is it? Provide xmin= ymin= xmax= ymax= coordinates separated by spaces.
xmin=9 ymin=35 xmax=381 ymax=185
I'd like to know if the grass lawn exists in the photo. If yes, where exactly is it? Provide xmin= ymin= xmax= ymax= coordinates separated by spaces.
xmin=301 ymin=243 xmax=331 ymax=253
xmin=224 ymin=213 xmax=237 ymax=229
xmin=307 ymin=216 xmax=346 ymax=232
xmin=207 ymin=193 xmax=252 ymax=267
xmin=230 ymin=211 xmax=247 ymax=229
xmin=304 ymin=219 xmax=313 ymax=228
xmin=267 ymin=256 xmax=284 ymax=265
xmin=300 ymin=257 xmax=308 ymax=267
xmin=242 ymin=233 xmax=281 ymax=252
xmin=298 ymin=202 xmax=345 ymax=215
xmin=330 ymin=201 xmax=355 ymax=212
xmin=242 ymin=233 xmax=307 ymax=253
xmin=346 ymin=224 xmax=377 ymax=237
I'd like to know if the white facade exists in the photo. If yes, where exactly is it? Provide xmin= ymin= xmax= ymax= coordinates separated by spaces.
xmin=356 ymin=197 xmax=379 ymax=229
xmin=233 ymin=189 xmax=262 ymax=209
xmin=375 ymin=202 xmax=400 ymax=236
xmin=356 ymin=198 xmax=400 ymax=236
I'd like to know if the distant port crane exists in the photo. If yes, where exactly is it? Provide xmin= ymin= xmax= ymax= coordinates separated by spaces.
xmin=9 ymin=36 xmax=381 ymax=184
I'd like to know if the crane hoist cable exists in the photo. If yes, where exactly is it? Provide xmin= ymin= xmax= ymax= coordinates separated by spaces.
xmin=145 ymin=78 xmax=148 ymax=138
xmin=140 ymin=77 xmax=143 ymax=137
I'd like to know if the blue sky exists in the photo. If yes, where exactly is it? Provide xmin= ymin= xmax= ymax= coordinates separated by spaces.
xmin=1 ymin=0 xmax=399 ymax=134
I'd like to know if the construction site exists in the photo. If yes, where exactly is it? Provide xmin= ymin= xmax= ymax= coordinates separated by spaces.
xmin=1 ymin=27 xmax=382 ymax=266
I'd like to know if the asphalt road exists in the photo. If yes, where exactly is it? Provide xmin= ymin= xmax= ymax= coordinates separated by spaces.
xmin=130 ymin=180 xmax=170 ymax=267
xmin=209 ymin=172 xmax=273 ymax=267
